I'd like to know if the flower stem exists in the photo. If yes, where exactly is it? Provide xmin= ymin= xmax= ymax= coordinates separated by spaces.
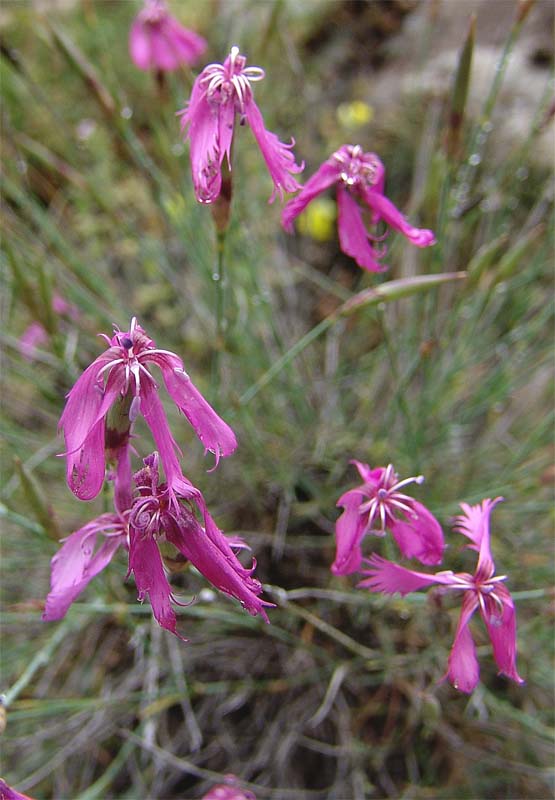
xmin=211 ymin=229 xmax=227 ymax=393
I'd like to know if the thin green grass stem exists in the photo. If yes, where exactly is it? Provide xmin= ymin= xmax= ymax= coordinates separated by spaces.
xmin=2 ymin=618 xmax=76 ymax=708
xmin=452 ymin=8 xmax=530 ymax=216
xmin=239 ymin=273 xmax=465 ymax=407
xmin=76 ymin=740 xmax=136 ymax=800
xmin=376 ymin=308 xmax=417 ymax=458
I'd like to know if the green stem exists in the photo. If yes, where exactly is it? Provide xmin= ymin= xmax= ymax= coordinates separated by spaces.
xmin=211 ymin=229 xmax=227 ymax=392
xmin=77 ymin=740 xmax=136 ymax=800
xmin=377 ymin=308 xmax=417 ymax=457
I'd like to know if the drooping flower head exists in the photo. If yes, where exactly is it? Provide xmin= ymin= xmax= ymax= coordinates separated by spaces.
xmin=360 ymin=498 xmax=524 ymax=693
xmin=129 ymin=0 xmax=206 ymax=71
xmin=44 ymin=453 xmax=272 ymax=637
xmin=128 ymin=453 xmax=273 ymax=637
xmin=332 ymin=461 xmax=444 ymax=575
xmin=60 ymin=317 xmax=237 ymax=502
xmin=178 ymin=46 xmax=304 ymax=204
xmin=282 ymin=144 xmax=436 ymax=272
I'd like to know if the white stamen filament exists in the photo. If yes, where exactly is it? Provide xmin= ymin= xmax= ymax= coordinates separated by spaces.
xmin=97 ymin=358 xmax=124 ymax=379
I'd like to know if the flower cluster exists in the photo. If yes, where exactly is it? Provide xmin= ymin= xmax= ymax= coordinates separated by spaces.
xmin=37 ymin=10 xmax=528 ymax=702
xmin=333 ymin=464 xmax=523 ymax=693
xmin=45 ymin=319 xmax=271 ymax=637
xmin=128 ymin=0 xmax=436 ymax=271
xmin=177 ymin=47 xmax=436 ymax=274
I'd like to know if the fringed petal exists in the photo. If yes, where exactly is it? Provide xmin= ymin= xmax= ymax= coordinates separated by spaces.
xmin=129 ymin=18 xmax=153 ymax=70
xmin=453 ymin=497 xmax=503 ymax=575
xmin=481 ymin=584 xmax=524 ymax=685
xmin=445 ymin=593 xmax=480 ymax=693
xmin=163 ymin=17 xmax=206 ymax=66
xmin=358 ymin=554 xmax=454 ymax=595
xmin=62 ymin=365 xmax=125 ymax=501
xmin=244 ymin=96 xmax=303 ymax=202
xmin=337 ymin=186 xmax=387 ymax=272
xmin=179 ymin=80 xmax=223 ymax=203
xmin=139 ymin=380 xmax=184 ymax=498
xmin=350 ymin=460 xmax=384 ymax=487
xmin=43 ymin=515 xmax=124 ymax=620
xmin=281 ymin=159 xmax=340 ymax=232
xmin=362 ymin=188 xmax=436 ymax=247
xmin=166 ymin=507 xmax=273 ymax=622
xmin=161 ymin=364 xmax=237 ymax=465
xmin=331 ymin=489 xmax=367 ymax=575
xmin=389 ymin=500 xmax=445 ymax=566
xmin=129 ymin=525 xmax=183 ymax=638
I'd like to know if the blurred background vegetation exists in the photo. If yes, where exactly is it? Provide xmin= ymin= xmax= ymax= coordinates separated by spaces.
xmin=1 ymin=0 xmax=553 ymax=798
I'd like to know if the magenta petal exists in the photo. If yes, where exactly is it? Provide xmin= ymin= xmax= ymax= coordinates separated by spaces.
xmin=129 ymin=19 xmax=152 ymax=70
xmin=63 ymin=367 xmax=125 ymax=501
xmin=351 ymin=460 xmax=384 ymax=487
xmin=332 ymin=489 xmax=366 ymax=575
xmin=161 ymin=366 xmax=237 ymax=464
xmin=43 ymin=516 xmax=124 ymax=620
xmin=140 ymin=380 xmax=184 ymax=495
xmin=358 ymin=554 xmax=453 ymax=595
xmin=164 ymin=17 xmax=206 ymax=65
xmin=244 ymin=96 xmax=303 ymax=202
xmin=150 ymin=26 xmax=178 ymax=71
xmin=446 ymin=593 xmax=480 ymax=693
xmin=198 ymin=500 xmax=261 ymax=593
xmin=218 ymin=97 xmax=236 ymax=172
xmin=454 ymin=497 xmax=503 ymax=575
xmin=481 ymin=585 xmax=524 ymax=685
xmin=19 ymin=321 xmax=48 ymax=361
xmin=389 ymin=500 xmax=445 ymax=565
xmin=0 ymin=779 xmax=34 ymax=800
xmin=362 ymin=188 xmax=436 ymax=247
xmin=166 ymin=510 xmax=273 ymax=622
xmin=60 ymin=357 xmax=124 ymax=501
xmin=64 ymin=421 xmax=106 ymax=501
xmin=129 ymin=526 xmax=182 ymax=638
xmin=281 ymin=159 xmax=340 ymax=232
xmin=59 ymin=359 xmax=106 ymax=455
xmin=180 ymin=80 xmax=222 ymax=203
xmin=336 ymin=186 xmax=387 ymax=272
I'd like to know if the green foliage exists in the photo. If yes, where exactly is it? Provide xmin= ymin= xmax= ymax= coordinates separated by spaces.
xmin=1 ymin=1 xmax=553 ymax=798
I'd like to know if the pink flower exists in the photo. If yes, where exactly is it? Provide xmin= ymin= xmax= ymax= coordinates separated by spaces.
xmin=178 ymin=46 xmax=304 ymax=204
xmin=44 ymin=453 xmax=272 ymax=636
xmin=18 ymin=293 xmax=80 ymax=361
xmin=128 ymin=454 xmax=273 ymax=637
xmin=359 ymin=497 xmax=524 ymax=693
xmin=59 ymin=317 xmax=237 ymax=502
xmin=129 ymin=0 xmax=206 ymax=71
xmin=332 ymin=462 xmax=445 ymax=575
xmin=19 ymin=321 xmax=49 ymax=361
xmin=202 ymin=775 xmax=256 ymax=800
xmin=43 ymin=511 xmax=128 ymax=621
xmin=282 ymin=144 xmax=436 ymax=271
